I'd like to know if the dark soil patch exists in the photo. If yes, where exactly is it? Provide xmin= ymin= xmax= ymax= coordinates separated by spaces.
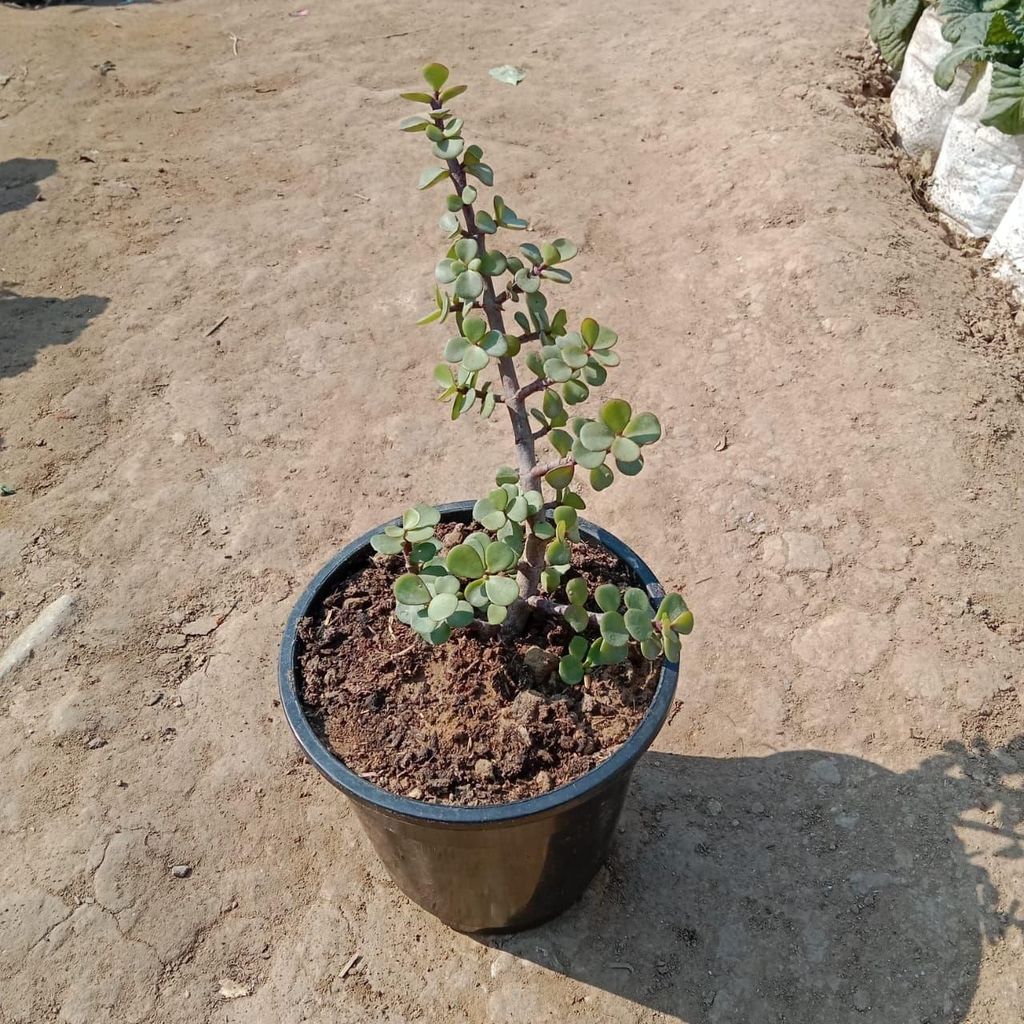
xmin=297 ymin=523 xmax=661 ymax=806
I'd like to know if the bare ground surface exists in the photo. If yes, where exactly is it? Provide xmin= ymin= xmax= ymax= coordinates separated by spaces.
xmin=1 ymin=1 xmax=1023 ymax=1022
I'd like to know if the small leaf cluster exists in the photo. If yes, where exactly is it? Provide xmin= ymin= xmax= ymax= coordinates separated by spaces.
xmin=557 ymin=584 xmax=694 ymax=685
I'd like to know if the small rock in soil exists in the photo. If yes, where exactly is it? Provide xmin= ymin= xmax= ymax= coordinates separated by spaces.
xmin=171 ymin=864 xmax=191 ymax=878
xmin=474 ymin=758 xmax=495 ymax=781
xmin=85 ymin=737 xmax=107 ymax=750
xmin=706 ymin=798 xmax=723 ymax=816
xmin=853 ymin=988 xmax=870 ymax=1012
xmin=145 ymin=691 xmax=163 ymax=706
xmin=508 ymin=688 xmax=545 ymax=723
xmin=156 ymin=634 xmax=186 ymax=651
xmin=181 ymin=615 xmax=219 ymax=637
xmin=535 ymin=770 xmax=553 ymax=793
xmin=523 ymin=646 xmax=558 ymax=684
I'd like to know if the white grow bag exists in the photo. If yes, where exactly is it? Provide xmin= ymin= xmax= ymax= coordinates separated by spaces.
xmin=983 ymin=182 xmax=1024 ymax=295
xmin=891 ymin=9 xmax=972 ymax=161
xmin=929 ymin=64 xmax=1024 ymax=238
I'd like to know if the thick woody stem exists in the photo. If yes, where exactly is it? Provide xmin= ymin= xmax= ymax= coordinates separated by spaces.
xmin=432 ymin=101 xmax=545 ymax=628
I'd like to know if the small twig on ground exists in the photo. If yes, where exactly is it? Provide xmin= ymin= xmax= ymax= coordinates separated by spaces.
xmin=340 ymin=953 xmax=362 ymax=979
xmin=205 ymin=315 xmax=229 ymax=337
xmin=214 ymin=598 xmax=240 ymax=628
xmin=227 ymin=33 xmax=241 ymax=57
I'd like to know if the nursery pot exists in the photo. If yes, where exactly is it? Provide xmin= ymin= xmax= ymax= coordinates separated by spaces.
xmin=279 ymin=500 xmax=679 ymax=933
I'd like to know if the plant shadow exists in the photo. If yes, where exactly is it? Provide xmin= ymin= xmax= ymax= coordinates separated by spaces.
xmin=0 ymin=289 xmax=109 ymax=380
xmin=0 ymin=158 xmax=58 ymax=216
xmin=490 ymin=740 xmax=1024 ymax=1023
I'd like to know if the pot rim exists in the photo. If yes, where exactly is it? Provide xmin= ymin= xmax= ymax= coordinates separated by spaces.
xmin=279 ymin=500 xmax=679 ymax=825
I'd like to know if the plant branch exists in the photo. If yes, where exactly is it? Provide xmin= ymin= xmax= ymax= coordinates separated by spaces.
xmin=516 ymin=378 xmax=553 ymax=401
xmin=431 ymin=100 xmax=545 ymax=626
xmin=527 ymin=595 xmax=601 ymax=628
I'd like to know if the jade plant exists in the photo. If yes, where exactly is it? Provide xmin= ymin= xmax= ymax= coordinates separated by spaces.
xmin=370 ymin=63 xmax=693 ymax=685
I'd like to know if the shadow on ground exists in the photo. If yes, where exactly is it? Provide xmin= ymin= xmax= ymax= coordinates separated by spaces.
xmin=0 ymin=158 xmax=57 ymax=216
xmin=494 ymin=741 xmax=1024 ymax=1024
xmin=0 ymin=290 xmax=109 ymax=379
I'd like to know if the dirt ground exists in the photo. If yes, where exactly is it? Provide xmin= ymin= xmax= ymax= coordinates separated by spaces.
xmin=2 ymin=0 xmax=1023 ymax=1021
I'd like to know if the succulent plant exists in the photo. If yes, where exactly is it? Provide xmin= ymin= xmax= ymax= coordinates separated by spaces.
xmin=370 ymin=63 xmax=693 ymax=683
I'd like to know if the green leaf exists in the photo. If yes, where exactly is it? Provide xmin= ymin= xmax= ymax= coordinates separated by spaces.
xmin=672 ymin=608 xmax=695 ymax=635
xmin=475 ymin=210 xmax=498 ymax=233
xmin=599 ymin=611 xmax=629 ymax=648
xmin=615 ymin=455 xmax=644 ymax=476
xmin=480 ymin=331 xmax=508 ymax=357
xmin=563 ymin=379 xmax=589 ymax=405
xmin=487 ymin=603 xmax=509 ymax=625
xmin=549 ymin=428 xmax=573 ymax=457
xmin=455 ymin=270 xmax=484 ymax=300
xmin=594 ymin=584 xmax=620 ymax=613
xmin=611 ymin=436 xmax=642 ymax=463
xmin=445 ymin=193 xmax=463 ymax=212
xmin=446 ymin=544 xmax=485 ymax=579
xmin=461 ymin=185 xmax=477 ymax=204
xmin=506 ymin=495 xmax=529 ymax=523
xmin=561 ymin=491 xmax=586 ymax=510
xmin=440 ymin=83 xmax=468 ymax=102
xmin=868 ymin=0 xmax=926 ymax=70
xmin=370 ymin=533 xmax=403 ymax=555
xmin=394 ymin=573 xmax=431 ymax=606
xmin=640 ymin=636 xmax=662 ymax=660
xmin=434 ymin=364 xmax=455 ymax=389
xmin=460 ymin=317 xmax=484 ymax=343
xmin=428 ymin=592 xmax=459 ymax=621
xmin=462 ymin=345 xmax=489 ymax=372
xmin=439 ymin=211 xmax=460 ymax=236
xmin=443 ymin=335 xmax=471 ymax=362
xmin=485 ymin=541 xmax=517 ymax=572
xmin=489 ymin=64 xmax=526 ymax=85
xmin=546 ymin=464 xmax=575 ymax=490
xmin=572 ymin=440 xmax=607 ymax=470
xmin=624 ymin=587 xmax=649 ymax=611
xmin=418 ymin=166 xmax=448 ymax=190
xmin=553 ymin=505 xmax=577 ymax=535
xmin=590 ymin=464 xmax=614 ymax=491
xmin=488 ymin=487 xmax=510 ymax=511
xmin=559 ymin=342 xmax=589 ymax=369
xmin=472 ymin=497 xmax=507 ymax=531
xmin=533 ymin=520 xmax=556 ymax=540
xmin=405 ymin=525 xmax=435 ymax=543
xmin=545 ymin=538 xmax=571 ymax=566
xmin=569 ymin=635 xmax=589 ymax=660
xmin=580 ymin=317 xmax=600 ymax=346
xmin=515 ymin=268 xmax=541 ymax=294
xmin=540 ymin=567 xmax=561 ymax=592
xmin=566 ymin=577 xmax=588 ymax=606
xmin=448 ymin=601 xmax=476 ymax=628
xmin=600 ymin=399 xmax=632 ymax=434
xmin=540 ymin=268 xmax=572 ymax=284
xmin=480 ymin=251 xmax=507 ymax=276
xmin=542 ymin=389 xmax=567 ymax=425
xmin=552 ymin=238 xmax=578 ymax=262
xmin=411 ymin=540 xmax=441 ymax=565
xmin=465 ymin=162 xmax=494 ymax=186
xmin=563 ymin=605 xmax=589 ymax=633
xmin=541 ymin=241 xmax=560 ymax=265
xmin=543 ymin=357 xmax=572 ymax=382
xmin=432 ymin=137 xmax=465 ymax=160
xmin=558 ymin=655 xmax=585 ymax=685
xmin=593 ymin=325 xmax=618 ymax=350
xmin=399 ymin=115 xmax=430 ymax=132
xmin=455 ymin=238 xmax=478 ymax=264
xmin=520 ymin=243 xmax=543 ymax=266
xmin=623 ymin=413 xmax=662 ymax=446
xmin=485 ymin=574 xmax=520 ymax=606
xmin=662 ymin=628 xmax=681 ymax=663
xmin=401 ymin=91 xmax=436 ymax=103
xmin=464 ymin=577 xmax=489 ymax=607
xmin=579 ymin=419 xmax=615 ymax=452
xmin=983 ymin=61 xmax=1024 ymax=133
xmin=624 ymin=607 xmax=654 ymax=640
xmin=422 ymin=62 xmax=450 ymax=91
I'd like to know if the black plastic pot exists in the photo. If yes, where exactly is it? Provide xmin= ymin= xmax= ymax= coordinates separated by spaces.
xmin=279 ymin=501 xmax=679 ymax=933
